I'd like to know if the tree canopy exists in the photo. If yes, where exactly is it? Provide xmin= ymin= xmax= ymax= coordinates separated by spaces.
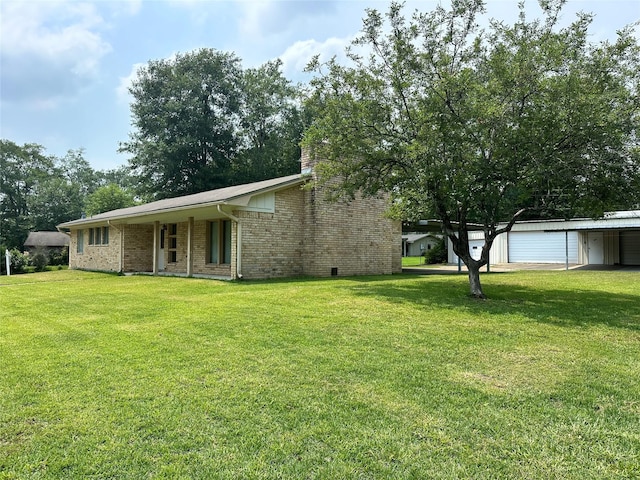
xmin=0 ymin=140 xmax=137 ymax=249
xmin=85 ymin=184 xmax=136 ymax=216
xmin=121 ymin=49 xmax=305 ymax=200
xmin=304 ymin=0 xmax=640 ymax=297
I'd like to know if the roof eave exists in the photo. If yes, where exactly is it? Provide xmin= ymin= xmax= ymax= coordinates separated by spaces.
xmin=57 ymin=175 xmax=307 ymax=229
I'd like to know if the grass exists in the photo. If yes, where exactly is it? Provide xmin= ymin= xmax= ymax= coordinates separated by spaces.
xmin=1 ymin=269 xmax=639 ymax=479
xmin=401 ymin=256 xmax=425 ymax=267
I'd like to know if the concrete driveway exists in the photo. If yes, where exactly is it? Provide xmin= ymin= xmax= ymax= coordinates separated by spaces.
xmin=402 ymin=263 xmax=640 ymax=274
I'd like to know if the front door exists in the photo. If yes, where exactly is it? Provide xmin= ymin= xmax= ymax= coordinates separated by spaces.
xmin=588 ymin=232 xmax=604 ymax=264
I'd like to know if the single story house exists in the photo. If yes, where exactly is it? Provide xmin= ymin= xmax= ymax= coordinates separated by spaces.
xmin=57 ymin=151 xmax=402 ymax=279
xmin=448 ymin=210 xmax=640 ymax=266
xmin=23 ymin=231 xmax=70 ymax=254
xmin=402 ymin=233 xmax=440 ymax=257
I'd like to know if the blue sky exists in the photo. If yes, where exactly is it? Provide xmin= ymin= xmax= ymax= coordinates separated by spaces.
xmin=1 ymin=0 xmax=638 ymax=171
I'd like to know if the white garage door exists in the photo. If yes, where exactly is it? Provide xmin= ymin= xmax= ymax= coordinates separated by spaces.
xmin=620 ymin=230 xmax=640 ymax=265
xmin=508 ymin=231 xmax=578 ymax=263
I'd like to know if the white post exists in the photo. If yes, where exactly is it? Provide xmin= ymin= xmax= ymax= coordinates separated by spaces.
xmin=5 ymin=249 xmax=11 ymax=276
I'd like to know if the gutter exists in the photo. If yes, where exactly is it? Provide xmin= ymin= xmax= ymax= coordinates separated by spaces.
xmin=217 ymin=205 xmax=243 ymax=279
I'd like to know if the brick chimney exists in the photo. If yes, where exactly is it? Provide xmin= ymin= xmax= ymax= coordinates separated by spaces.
xmin=300 ymin=145 xmax=315 ymax=175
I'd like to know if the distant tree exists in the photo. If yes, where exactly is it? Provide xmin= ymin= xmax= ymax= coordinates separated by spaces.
xmin=305 ymin=0 xmax=640 ymax=298
xmin=58 ymin=148 xmax=99 ymax=196
xmin=0 ymin=141 xmax=101 ymax=247
xmin=98 ymin=165 xmax=137 ymax=190
xmin=85 ymin=184 xmax=135 ymax=216
xmin=234 ymin=60 xmax=304 ymax=183
xmin=121 ymin=49 xmax=244 ymax=199
xmin=28 ymin=176 xmax=84 ymax=231
xmin=0 ymin=140 xmax=55 ymax=248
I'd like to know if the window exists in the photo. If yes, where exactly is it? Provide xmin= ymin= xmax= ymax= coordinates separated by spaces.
xmin=77 ymin=230 xmax=84 ymax=254
xmin=168 ymin=223 xmax=178 ymax=263
xmin=209 ymin=220 xmax=231 ymax=264
xmin=88 ymin=227 xmax=109 ymax=245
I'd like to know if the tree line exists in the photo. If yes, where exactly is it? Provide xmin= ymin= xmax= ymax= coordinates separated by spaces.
xmin=0 ymin=141 xmax=136 ymax=249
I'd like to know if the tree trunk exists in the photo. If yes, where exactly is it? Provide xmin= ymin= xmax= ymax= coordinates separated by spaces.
xmin=468 ymin=263 xmax=486 ymax=299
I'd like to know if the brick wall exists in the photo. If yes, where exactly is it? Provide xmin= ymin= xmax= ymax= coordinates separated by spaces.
xmin=69 ymin=226 xmax=121 ymax=272
xmin=302 ymin=186 xmax=401 ymax=277
xmin=300 ymin=148 xmax=402 ymax=277
xmin=122 ymin=224 xmax=153 ymax=272
xmin=235 ymin=177 xmax=401 ymax=279
xmin=238 ymin=187 xmax=305 ymax=279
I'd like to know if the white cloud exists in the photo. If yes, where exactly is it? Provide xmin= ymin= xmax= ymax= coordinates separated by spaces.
xmin=279 ymin=36 xmax=352 ymax=78
xmin=239 ymin=0 xmax=338 ymax=38
xmin=116 ymin=63 xmax=146 ymax=105
xmin=0 ymin=1 xmax=112 ymax=108
xmin=108 ymin=0 xmax=142 ymax=16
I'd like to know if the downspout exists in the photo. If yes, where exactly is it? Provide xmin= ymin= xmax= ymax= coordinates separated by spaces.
xmin=217 ymin=205 xmax=242 ymax=279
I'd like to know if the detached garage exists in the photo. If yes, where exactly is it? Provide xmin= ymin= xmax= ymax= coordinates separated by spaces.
xmin=448 ymin=210 xmax=640 ymax=267
xmin=508 ymin=231 xmax=578 ymax=263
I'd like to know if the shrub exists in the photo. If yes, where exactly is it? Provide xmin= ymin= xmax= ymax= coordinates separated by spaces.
xmin=49 ymin=247 xmax=69 ymax=266
xmin=30 ymin=250 xmax=49 ymax=272
xmin=423 ymin=237 xmax=447 ymax=264
xmin=7 ymin=249 xmax=28 ymax=274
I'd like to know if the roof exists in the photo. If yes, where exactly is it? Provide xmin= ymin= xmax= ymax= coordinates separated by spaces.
xmin=511 ymin=210 xmax=640 ymax=232
xmin=402 ymin=233 xmax=437 ymax=243
xmin=24 ymin=231 xmax=70 ymax=247
xmin=58 ymin=174 xmax=306 ymax=229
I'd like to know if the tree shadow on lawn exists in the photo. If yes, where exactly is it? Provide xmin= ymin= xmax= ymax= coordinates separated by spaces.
xmin=346 ymin=273 xmax=640 ymax=332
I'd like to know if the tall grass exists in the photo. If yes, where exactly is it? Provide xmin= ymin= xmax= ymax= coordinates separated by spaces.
xmin=1 ymin=270 xmax=638 ymax=478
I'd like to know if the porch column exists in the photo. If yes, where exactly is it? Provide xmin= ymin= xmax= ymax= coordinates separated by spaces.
xmin=153 ymin=221 xmax=159 ymax=275
xmin=187 ymin=217 xmax=194 ymax=277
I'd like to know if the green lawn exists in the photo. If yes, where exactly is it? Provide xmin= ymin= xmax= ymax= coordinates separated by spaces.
xmin=1 ymin=270 xmax=639 ymax=479
xmin=401 ymin=256 xmax=425 ymax=267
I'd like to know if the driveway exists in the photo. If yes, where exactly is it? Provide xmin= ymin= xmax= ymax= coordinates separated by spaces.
xmin=402 ymin=263 xmax=640 ymax=275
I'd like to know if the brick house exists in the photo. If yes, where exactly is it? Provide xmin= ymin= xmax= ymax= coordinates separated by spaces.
xmin=57 ymin=151 xmax=402 ymax=279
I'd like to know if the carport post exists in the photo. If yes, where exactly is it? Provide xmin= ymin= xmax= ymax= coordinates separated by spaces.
xmin=565 ymin=231 xmax=569 ymax=271
xmin=5 ymin=249 xmax=10 ymax=276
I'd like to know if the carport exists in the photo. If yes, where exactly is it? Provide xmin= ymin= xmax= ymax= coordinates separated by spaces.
xmin=447 ymin=210 xmax=640 ymax=267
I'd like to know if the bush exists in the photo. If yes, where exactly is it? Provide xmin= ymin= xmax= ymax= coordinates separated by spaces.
xmin=423 ymin=237 xmax=447 ymax=264
xmin=6 ymin=248 xmax=28 ymax=274
xmin=49 ymin=247 xmax=69 ymax=266
xmin=30 ymin=250 xmax=49 ymax=272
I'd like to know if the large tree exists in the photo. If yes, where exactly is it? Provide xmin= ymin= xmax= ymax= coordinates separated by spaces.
xmin=121 ymin=50 xmax=304 ymax=200
xmin=235 ymin=60 xmax=305 ymax=183
xmin=121 ymin=49 xmax=244 ymax=199
xmin=304 ymin=0 xmax=640 ymax=298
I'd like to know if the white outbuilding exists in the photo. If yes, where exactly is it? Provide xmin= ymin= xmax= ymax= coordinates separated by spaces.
xmin=448 ymin=210 xmax=640 ymax=267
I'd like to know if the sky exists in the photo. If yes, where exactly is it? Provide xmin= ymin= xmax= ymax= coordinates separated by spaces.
xmin=1 ymin=0 xmax=638 ymax=171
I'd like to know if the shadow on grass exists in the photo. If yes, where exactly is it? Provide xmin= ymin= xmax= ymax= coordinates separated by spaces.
xmin=19 ymin=270 xmax=640 ymax=331
xmin=346 ymin=273 xmax=640 ymax=332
